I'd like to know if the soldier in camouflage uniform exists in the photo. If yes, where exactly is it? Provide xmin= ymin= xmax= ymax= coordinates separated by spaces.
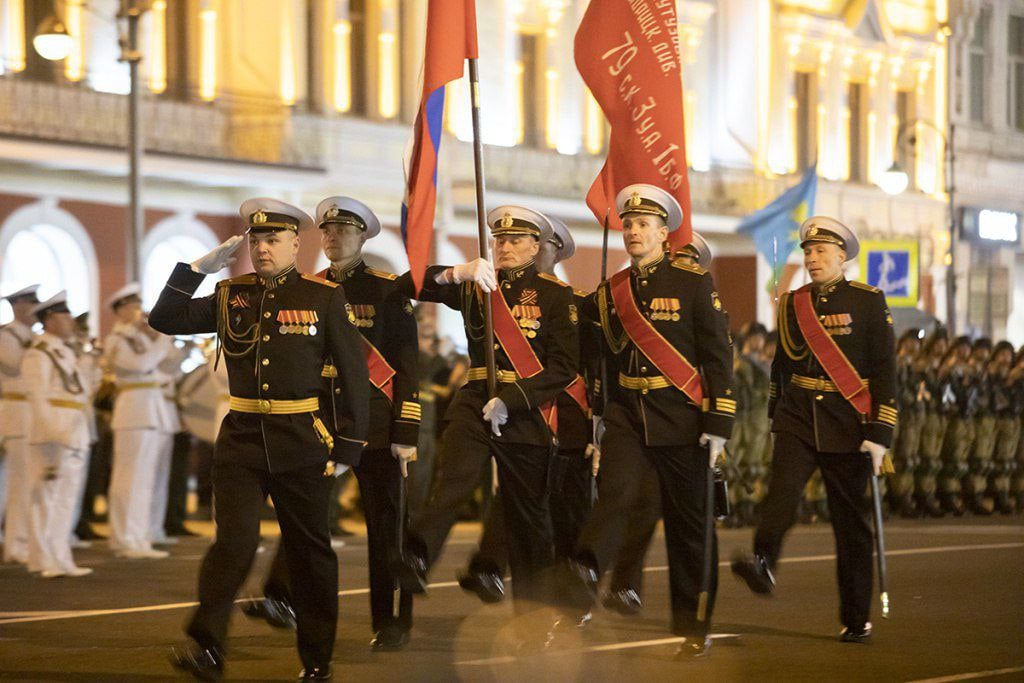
xmin=891 ymin=330 xmax=925 ymax=517
xmin=965 ymin=339 xmax=995 ymax=515
xmin=1013 ymin=347 xmax=1024 ymax=512
xmin=939 ymin=346 xmax=976 ymax=516
xmin=988 ymin=342 xmax=1020 ymax=514
xmin=915 ymin=332 xmax=949 ymax=518
xmin=728 ymin=322 xmax=771 ymax=527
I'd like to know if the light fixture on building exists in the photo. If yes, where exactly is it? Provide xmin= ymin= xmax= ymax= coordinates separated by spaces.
xmin=33 ymin=13 xmax=73 ymax=61
xmin=878 ymin=161 xmax=910 ymax=196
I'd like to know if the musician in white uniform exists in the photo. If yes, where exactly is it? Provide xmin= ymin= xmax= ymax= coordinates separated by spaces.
xmin=104 ymin=283 xmax=179 ymax=559
xmin=1 ymin=284 xmax=40 ymax=564
xmin=22 ymin=291 xmax=94 ymax=577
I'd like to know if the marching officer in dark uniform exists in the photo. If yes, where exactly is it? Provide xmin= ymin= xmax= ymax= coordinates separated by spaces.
xmin=316 ymin=196 xmax=419 ymax=649
xmin=571 ymin=185 xmax=735 ymax=657
xmin=456 ymin=216 xmax=598 ymax=617
xmin=392 ymin=206 xmax=579 ymax=631
xmin=599 ymin=232 xmax=719 ymax=618
xmin=731 ymin=215 xmax=896 ymax=644
xmin=149 ymin=198 xmax=369 ymax=681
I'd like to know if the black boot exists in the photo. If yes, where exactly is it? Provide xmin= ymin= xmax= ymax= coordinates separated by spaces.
xmin=967 ymin=493 xmax=992 ymax=516
xmin=994 ymin=492 xmax=1015 ymax=515
xmin=940 ymin=492 xmax=965 ymax=516
xmin=457 ymin=567 xmax=505 ymax=604
xmin=169 ymin=644 xmax=224 ymax=680
xmin=391 ymin=547 xmax=428 ymax=594
xmin=918 ymin=494 xmax=945 ymax=518
xmin=241 ymin=597 xmax=297 ymax=630
xmin=839 ymin=623 xmax=872 ymax=644
xmin=602 ymin=588 xmax=643 ymax=616
xmin=897 ymin=494 xmax=918 ymax=518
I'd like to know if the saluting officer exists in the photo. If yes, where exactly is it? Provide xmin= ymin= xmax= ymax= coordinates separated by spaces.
xmin=150 ymin=198 xmax=369 ymax=681
xmin=731 ymin=216 xmax=897 ymax=644
xmin=457 ymin=216 xmax=597 ymax=614
xmin=393 ymin=206 xmax=579 ymax=625
xmin=572 ymin=186 xmax=735 ymax=658
xmin=0 ymin=284 xmax=41 ymax=565
xmin=317 ymin=196 xmax=419 ymax=650
xmin=22 ymin=292 xmax=96 ymax=578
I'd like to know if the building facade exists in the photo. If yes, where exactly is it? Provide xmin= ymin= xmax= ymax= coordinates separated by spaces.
xmin=1 ymin=1 xmax=1011 ymax=342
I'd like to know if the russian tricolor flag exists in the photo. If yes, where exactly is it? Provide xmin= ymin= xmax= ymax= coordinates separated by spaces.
xmin=402 ymin=0 xmax=479 ymax=294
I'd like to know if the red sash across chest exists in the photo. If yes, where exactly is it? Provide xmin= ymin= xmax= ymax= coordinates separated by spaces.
xmin=608 ymin=268 xmax=703 ymax=405
xmin=317 ymin=268 xmax=396 ymax=402
xmin=487 ymin=286 xmax=557 ymax=433
xmin=792 ymin=285 xmax=872 ymax=415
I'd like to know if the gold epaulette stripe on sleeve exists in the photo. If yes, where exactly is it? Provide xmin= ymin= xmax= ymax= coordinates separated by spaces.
xmin=321 ymin=364 xmax=338 ymax=378
xmin=399 ymin=401 xmax=422 ymax=421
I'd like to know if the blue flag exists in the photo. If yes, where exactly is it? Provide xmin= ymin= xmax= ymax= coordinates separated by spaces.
xmin=737 ymin=164 xmax=817 ymax=279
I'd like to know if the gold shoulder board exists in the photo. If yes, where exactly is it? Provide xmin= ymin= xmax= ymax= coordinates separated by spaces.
xmin=849 ymin=281 xmax=881 ymax=294
xmin=573 ymin=288 xmax=588 ymax=298
xmin=301 ymin=273 xmax=339 ymax=288
xmin=537 ymin=272 xmax=570 ymax=287
xmin=365 ymin=267 xmax=398 ymax=281
xmin=671 ymin=258 xmax=708 ymax=275
xmin=218 ymin=274 xmax=257 ymax=288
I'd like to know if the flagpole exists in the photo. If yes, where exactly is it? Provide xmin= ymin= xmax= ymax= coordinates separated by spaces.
xmin=467 ymin=57 xmax=497 ymax=399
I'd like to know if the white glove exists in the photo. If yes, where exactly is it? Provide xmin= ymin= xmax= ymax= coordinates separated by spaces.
xmin=482 ymin=397 xmax=509 ymax=437
xmin=449 ymin=258 xmax=497 ymax=292
xmin=585 ymin=443 xmax=601 ymax=477
xmin=700 ymin=433 xmax=727 ymax=469
xmin=860 ymin=440 xmax=887 ymax=476
xmin=391 ymin=443 xmax=417 ymax=478
xmin=190 ymin=235 xmax=244 ymax=275
xmin=323 ymin=461 xmax=350 ymax=478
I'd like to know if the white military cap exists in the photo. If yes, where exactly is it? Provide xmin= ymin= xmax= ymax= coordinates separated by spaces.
xmin=799 ymin=216 xmax=859 ymax=262
xmin=239 ymin=198 xmax=314 ymax=234
xmin=680 ymin=231 xmax=713 ymax=266
xmin=547 ymin=217 xmax=576 ymax=262
xmin=486 ymin=205 xmax=553 ymax=243
xmin=32 ymin=290 xmax=70 ymax=319
xmin=616 ymin=183 xmax=683 ymax=233
xmin=315 ymin=196 xmax=381 ymax=239
xmin=107 ymin=282 xmax=142 ymax=310
xmin=1 ymin=284 xmax=40 ymax=303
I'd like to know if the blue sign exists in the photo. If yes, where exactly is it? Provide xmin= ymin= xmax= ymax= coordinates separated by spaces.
xmin=858 ymin=240 xmax=919 ymax=307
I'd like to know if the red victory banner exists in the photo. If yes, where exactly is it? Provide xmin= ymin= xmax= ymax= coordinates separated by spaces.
xmin=575 ymin=0 xmax=692 ymax=248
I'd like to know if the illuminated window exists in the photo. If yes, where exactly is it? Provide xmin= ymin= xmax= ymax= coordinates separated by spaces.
xmin=969 ymin=7 xmax=990 ymax=124
xmin=794 ymin=71 xmax=818 ymax=171
xmin=1009 ymin=15 xmax=1024 ymax=131
xmin=519 ymin=32 xmax=543 ymax=148
xmin=847 ymin=82 xmax=868 ymax=183
xmin=141 ymin=218 xmax=220 ymax=308
xmin=0 ymin=208 xmax=97 ymax=327
xmin=348 ymin=0 xmax=369 ymax=116
xmin=896 ymin=90 xmax=917 ymax=189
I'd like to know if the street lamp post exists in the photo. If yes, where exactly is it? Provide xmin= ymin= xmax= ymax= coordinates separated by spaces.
xmin=35 ymin=1 xmax=150 ymax=283
xmin=879 ymin=117 xmax=957 ymax=336
xmin=120 ymin=0 xmax=146 ymax=283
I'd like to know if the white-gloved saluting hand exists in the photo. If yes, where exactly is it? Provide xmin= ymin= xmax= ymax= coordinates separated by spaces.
xmin=700 ymin=433 xmax=727 ymax=469
xmin=482 ymin=397 xmax=508 ymax=437
xmin=437 ymin=258 xmax=498 ymax=293
xmin=859 ymin=440 xmax=887 ymax=476
xmin=191 ymin=235 xmax=244 ymax=275
xmin=391 ymin=444 xmax=417 ymax=478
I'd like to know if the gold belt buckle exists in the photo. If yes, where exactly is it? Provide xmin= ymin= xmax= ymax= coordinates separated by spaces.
xmin=639 ymin=377 xmax=649 ymax=394
xmin=257 ymin=399 xmax=272 ymax=414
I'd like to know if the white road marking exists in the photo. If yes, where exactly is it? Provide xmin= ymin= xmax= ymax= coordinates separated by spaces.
xmin=905 ymin=666 xmax=1024 ymax=683
xmin=0 ymin=542 xmax=1020 ymax=626
xmin=457 ymin=634 xmax=743 ymax=666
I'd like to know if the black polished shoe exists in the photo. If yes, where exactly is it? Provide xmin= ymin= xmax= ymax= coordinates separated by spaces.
xmin=940 ymin=492 xmax=965 ymax=516
xmin=391 ymin=549 xmax=428 ymax=594
xmin=602 ymin=588 xmax=643 ymax=616
xmin=165 ymin=525 xmax=202 ymax=537
xmin=568 ymin=557 xmax=599 ymax=597
xmin=241 ymin=597 xmax=297 ymax=630
xmin=839 ymin=623 xmax=872 ymax=643
xmin=370 ymin=624 xmax=410 ymax=651
xmin=169 ymin=644 xmax=224 ymax=681
xmin=675 ymin=635 xmax=711 ymax=659
xmin=297 ymin=665 xmax=333 ymax=680
xmin=730 ymin=553 xmax=775 ymax=595
xmin=995 ymin=492 xmax=1015 ymax=515
xmin=967 ymin=493 xmax=993 ymax=516
xmin=74 ymin=522 xmax=106 ymax=541
xmin=330 ymin=525 xmax=355 ymax=538
xmin=457 ymin=568 xmax=505 ymax=604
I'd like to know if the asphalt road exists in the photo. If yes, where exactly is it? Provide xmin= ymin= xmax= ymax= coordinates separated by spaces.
xmin=1 ymin=517 xmax=1022 ymax=682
